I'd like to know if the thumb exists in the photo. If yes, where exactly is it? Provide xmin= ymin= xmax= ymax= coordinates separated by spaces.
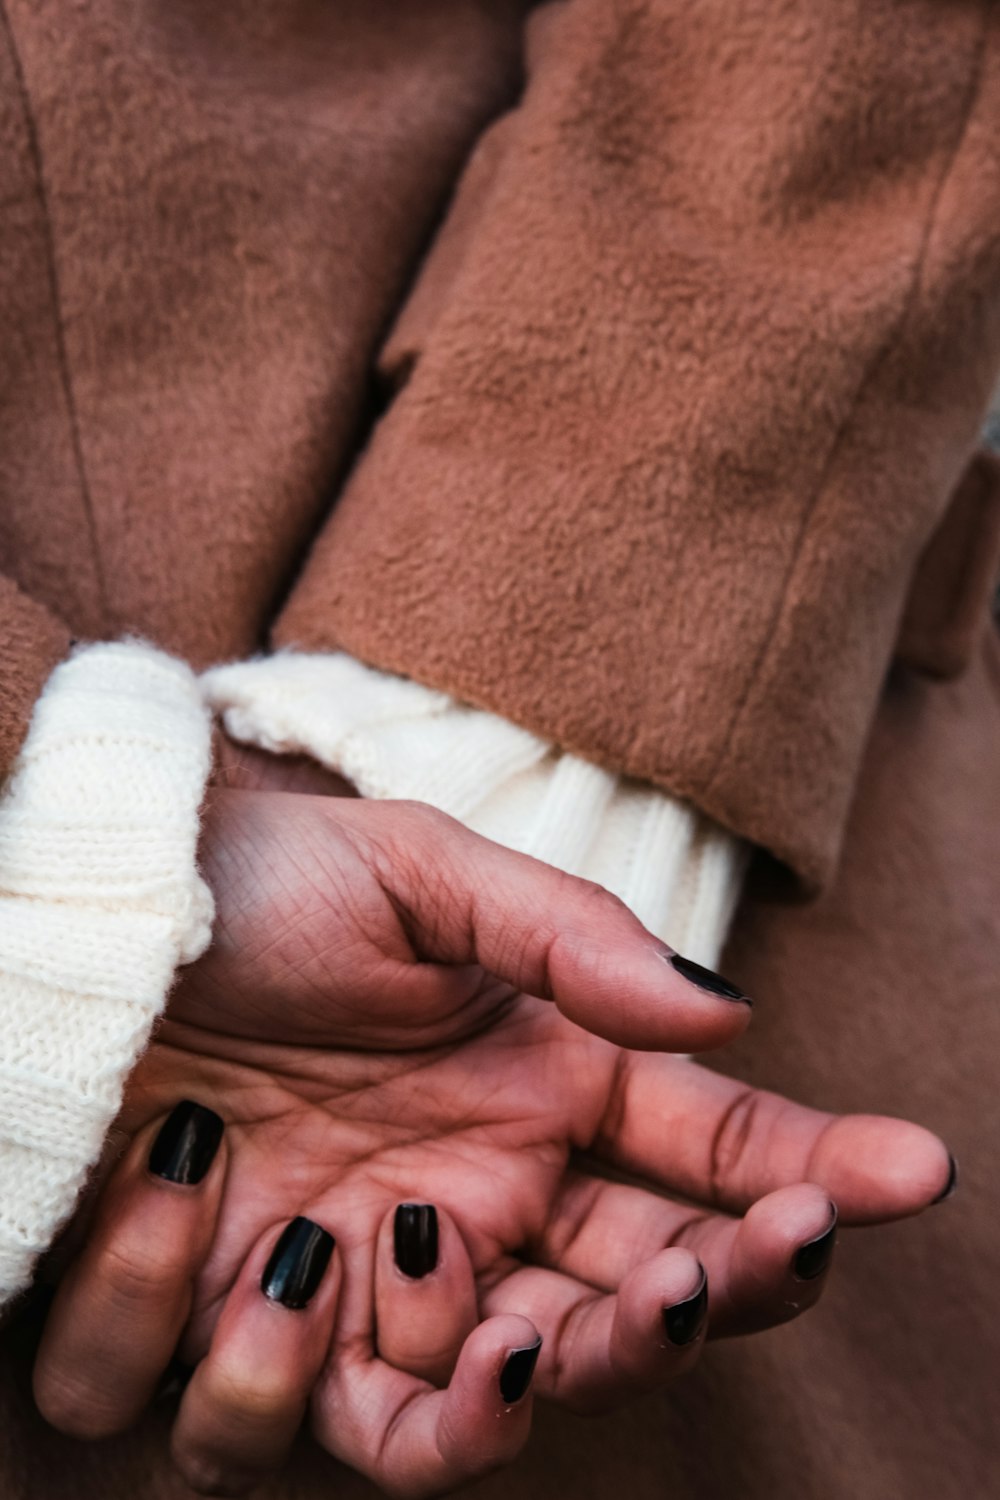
xmin=356 ymin=800 xmax=753 ymax=1053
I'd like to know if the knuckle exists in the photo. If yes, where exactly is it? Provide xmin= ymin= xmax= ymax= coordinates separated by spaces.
xmin=378 ymin=1336 xmax=460 ymax=1387
xmin=211 ymin=1362 xmax=295 ymax=1424
xmin=34 ymin=1365 xmax=125 ymax=1441
xmin=100 ymin=1238 xmax=185 ymax=1309
xmin=388 ymin=800 xmax=453 ymax=841
xmin=565 ymin=873 xmax=631 ymax=921
xmin=707 ymin=1088 xmax=762 ymax=1202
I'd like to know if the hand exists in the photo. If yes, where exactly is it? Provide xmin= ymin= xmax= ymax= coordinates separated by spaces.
xmin=33 ymin=790 xmax=953 ymax=1497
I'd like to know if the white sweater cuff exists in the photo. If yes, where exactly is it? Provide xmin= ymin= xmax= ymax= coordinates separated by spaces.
xmin=0 ymin=641 xmax=214 ymax=1305
xmin=203 ymin=651 xmax=747 ymax=965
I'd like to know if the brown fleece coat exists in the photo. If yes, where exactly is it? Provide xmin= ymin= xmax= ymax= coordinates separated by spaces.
xmin=0 ymin=0 xmax=999 ymax=1496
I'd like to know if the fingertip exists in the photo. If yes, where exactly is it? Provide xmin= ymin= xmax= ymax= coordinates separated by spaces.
xmin=453 ymin=1313 xmax=541 ymax=1408
xmin=613 ymin=1249 xmax=707 ymax=1382
xmin=147 ymin=1101 xmax=225 ymax=1188
xmin=742 ymin=1181 xmax=834 ymax=1249
xmin=621 ymin=1245 xmax=705 ymax=1319
xmin=930 ymin=1153 xmax=959 ymax=1205
xmin=702 ymin=1185 xmax=838 ymax=1337
xmin=660 ymin=1263 xmax=709 ymax=1349
xmin=434 ymin=1316 xmax=540 ymax=1479
xmin=665 ymin=953 xmax=752 ymax=1007
xmin=552 ymin=939 xmax=753 ymax=1052
xmin=498 ymin=1336 xmax=542 ymax=1406
xmin=815 ymin=1116 xmax=956 ymax=1224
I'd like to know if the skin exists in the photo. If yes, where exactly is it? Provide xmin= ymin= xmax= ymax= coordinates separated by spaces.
xmin=33 ymin=784 xmax=953 ymax=1498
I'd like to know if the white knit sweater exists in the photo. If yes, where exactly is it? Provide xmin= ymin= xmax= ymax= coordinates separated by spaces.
xmin=0 ymin=642 xmax=744 ymax=1310
xmin=0 ymin=642 xmax=213 ymax=1304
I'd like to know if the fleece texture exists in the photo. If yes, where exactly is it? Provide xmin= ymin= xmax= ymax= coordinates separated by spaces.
xmin=0 ymin=0 xmax=528 ymax=774
xmin=276 ymin=0 xmax=1000 ymax=888
xmin=204 ymin=651 xmax=746 ymax=965
xmin=0 ymin=642 xmax=213 ymax=1305
xmin=0 ymin=0 xmax=997 ymax=893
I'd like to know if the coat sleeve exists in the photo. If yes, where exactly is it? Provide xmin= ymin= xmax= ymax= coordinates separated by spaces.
xmin=272 ymin=0 xmax=1000 ymax=889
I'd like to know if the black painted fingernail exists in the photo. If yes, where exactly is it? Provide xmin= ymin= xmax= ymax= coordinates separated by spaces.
xmin=793 ymin=1207 xmax=838 ymax=1281
xmin=148 ymin=1101 xmax=224 ymax=1185
xmin=394 ymin=1203 xmax=439 ymax=1279
xmin=668 ymin=953 xmax=751 ymax=1005
xmin=261 ymin=1217 xmax=335 ymax=1310
xmin=499 ymin=1337 xmax=542 ymax=1403
xmin=662 ymin=1268 xmax=708 ymax=1346
xmin=932 ymin=1154 xmax=959 ymax=1204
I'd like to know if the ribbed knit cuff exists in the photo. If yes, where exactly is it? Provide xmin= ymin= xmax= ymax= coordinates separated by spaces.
xmin=0 ymin=641 xmax=214 ymax=1306
xmin=203 ymin=651 xmax=748 ymax=964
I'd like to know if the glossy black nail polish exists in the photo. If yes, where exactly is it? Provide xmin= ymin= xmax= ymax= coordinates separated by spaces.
xmin=148 ymin=1101 xmax=224 ymax=1185
xmin=499 ymin=1337 xmax=542 ymax=1404
xmin=932 ymin=1155 xmax=959 ymax=1204
xmin=793 ymin=1208 xmax=838 ymax=1281
xmin=662 ymin=1269 xmax=708 ymax=1346
xmin=394 ymin=1204 xmax=439 ymax=1279
xmin=261 ymin=1218 xmax=335 ymax=1310
xmin=668 ymin=953 xmax=751 ymax=1005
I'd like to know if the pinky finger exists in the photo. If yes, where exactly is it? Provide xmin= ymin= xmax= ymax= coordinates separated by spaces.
xmin=312 ymin=1314 xmax=541 ymax=1499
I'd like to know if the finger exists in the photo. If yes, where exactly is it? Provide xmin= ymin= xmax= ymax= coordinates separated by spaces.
xmin=375 ymin=1204 xmax=478 ymax=1386
xmin=681 ymin=1185 xmax=838 ymax=1337
xmin=171 ymin=1216 xmax=338 ymax=1497
xmin=480 ymin=1251 xmax=707 ymax=1413
xmin=34 ymin=1101 xmax=226 ymax=1439
xmin=530 ymin=1172 xmax=838 ymax=1338
xmin=311 ymin=1314 xmax=541 ymax=1499
xmin=596 ymin=1053 xmax=954 ymax=1222
xmin=357 ymin=799 xmax=753 ymax=1053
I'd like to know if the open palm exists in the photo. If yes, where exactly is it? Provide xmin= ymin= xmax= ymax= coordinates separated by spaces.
xmin=36 ymin=789 xmax=952 ymax=1497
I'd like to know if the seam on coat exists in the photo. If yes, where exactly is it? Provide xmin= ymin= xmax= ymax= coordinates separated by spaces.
xmin=0 ymin=0 xmax=109 ymax=630
xmin=698 ymin=5 xmax=992 ymax=809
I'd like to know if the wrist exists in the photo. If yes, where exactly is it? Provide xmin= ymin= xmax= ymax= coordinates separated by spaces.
xmin=210 ymin=727 xmax=357 ymax=797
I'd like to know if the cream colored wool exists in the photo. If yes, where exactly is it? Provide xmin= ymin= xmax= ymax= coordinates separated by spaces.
xmin=204 ymin=651 xmax=747 ymax=964
xmin=0 ymin=642 xmax=214 ymax=1307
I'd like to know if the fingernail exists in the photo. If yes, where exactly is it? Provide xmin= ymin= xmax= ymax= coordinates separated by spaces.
xmin=148 ymin=1101 xmax=224 ymax=1185
xmin=499 ymin=1336 xmax=542 ymax=1403
xmin=793 ymin=1206 xmax=838 ymax=1281
xmin=667 ymin=953 xmax=751 ymax=1006
xmin=394 ymin=1203 xmax=439 ymax=1279
xmin=261 ymin=1217 xmax=335 ymax=1309
xmin=662 ymin=1267 xmax=708 ymax=1346
xmin=932 ymin=1154 xmax=959 ymax=1204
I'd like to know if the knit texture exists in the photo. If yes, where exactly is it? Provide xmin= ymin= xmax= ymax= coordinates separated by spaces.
xmin=204 ymin=651 xmax=747 ymax=964
xmin=0 ymin=641 xmax=214 ymax=1306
